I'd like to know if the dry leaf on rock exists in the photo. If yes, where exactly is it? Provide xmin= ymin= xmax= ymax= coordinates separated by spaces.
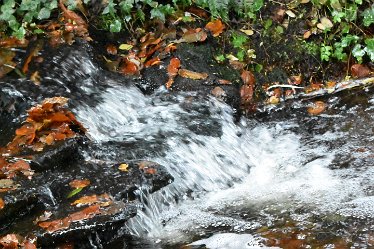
xmin=118 ymin=163 xmax=129 ymax=172
xmin=307 ymin=101 xmax=326 ymax=115
xmin=178 ymin=69 xmax=208 ymax=80
xmin=69 ymin=179 xmax=90 ymax=189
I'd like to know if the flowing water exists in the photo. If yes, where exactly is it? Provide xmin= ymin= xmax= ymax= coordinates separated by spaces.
xmin=74 ymin=79 xmax=374 ymax=248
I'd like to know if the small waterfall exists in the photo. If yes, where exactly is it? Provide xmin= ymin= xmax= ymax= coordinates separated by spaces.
xmin=75 ymin=84 xmax=374 ymax=247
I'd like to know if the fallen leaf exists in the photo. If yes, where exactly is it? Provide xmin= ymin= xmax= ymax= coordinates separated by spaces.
xmin=38 ymin=217 xmax=71 ymax=233
xmin=120 ymin=58 xmax=140 ymax=75
xmin=285 ymin=10 xmax=296 ymax=18
xmin=240 ymin=85 xmax=254 ymax=105
xmin=23 ymin=240 xmax=37 ymax=249
xmin=176 ymin=29 xmax=207 ymax=43
xmin=241 ymin=70 xmax=255 ymax=86
xmin=288 ymin=75 xmax=302 ymax=85
xmin=178 ymin=69 xmax=208 ymax=80
xmin=0 ymin=179 xmax=19 ymax=191
xmin=69 ymin=179 xmax=90 ymax=189
xmin=205 ymin=19 xmax=225 ymax=37
xmin=211 ymin=86 xmax=226 ymax=99
xmin=0 ymin=198 xmax=4 ymax=210
xmin=166 ymin=57 xmax=181 ymax=89
xmin=67 ymin=187 xmax=84 ymax=198
xmin=351 ymin=64 xmax=371 ymax=78
xmin=30 ymin=71 xmax=41 ymax=85
xmin=317 ymin=17 xmax=333 ymax=30
xmin=72 ymin=193 xmax=111 ymax=207
xmin=118 ymin=44 xmax=133 ymax=51
xmin=268 ymin=96 xmax=280 ymax=104
xmin=217 ymin=79 xmax=232 ymax=85
xmin=303 ymin=30 xmax=312 ymax=39
xmin=144 ymin=57 xmax=162 ymax=67
xmin=240 ymin=29 xmax=254 ymax=36
xmin=118 ymin=163 xmax=129 ymax=172
xmin=106 ymin=44 xmax=117 ymax=55
xmin=0 ymin=234 xmax=20 ymax=247
xmin=307 ymin=101 xmax=326 ymax=115
xmin=144 ymin=168 xmax=157 ymax=174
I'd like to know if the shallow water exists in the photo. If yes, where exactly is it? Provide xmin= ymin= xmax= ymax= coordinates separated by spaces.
xmin=75 ymin=82 xmax=374 ymax=248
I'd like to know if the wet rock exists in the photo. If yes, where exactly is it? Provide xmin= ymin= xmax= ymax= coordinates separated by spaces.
xmin=0 ymin=158 xmax=173 ymax=248
xmin=140 ymin=43 xmax=241 ymax=112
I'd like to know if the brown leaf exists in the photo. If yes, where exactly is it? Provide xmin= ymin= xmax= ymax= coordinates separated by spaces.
xmin=211 ymin=86 xmax=226 ymax=99
xmin=69 ymin=179 xmax=90 ymax=189
xmin=241 ymin=70 xmax=255 ymax=86
xmin=307 ymin=101 xmax=326 ymax=115
xmin=38 ymin=218 xmax=71 ymax=233
xmin=0 ymin=198 xmax=4 ymax=210
xmin=178 ymin=69 xmax=208 ymax=80
xmin=351 ymin=64 xmax=371 ymax=78
xmin=120 ymin=58 xmax=140 ymax=75
xmin=23 ymin=239 xmax=37 ymax=249
xmin=217 ymin=79 xmax=232 ymax=85
xmin=72 ymin=194 xmax=111 ymax=207
xmin=205 ymin=19 xmax=225 ymax=37
xmin=177 ymin=29 xmax=207 ymax=43
xmin=240 ymin=85 xmax=254 ymax=105
xmin=288 ymin=75 xmax=302 ymax=85
xmin=186 ymin=6 xmax=209 ymax=19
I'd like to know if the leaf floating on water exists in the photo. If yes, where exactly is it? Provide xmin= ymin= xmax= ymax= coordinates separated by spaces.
xmin=205 ymin=19 xmax=225 ymax=37
xmin=178 ymin=69 xmax=208 ymax=80
xmin=118 ymin=163 xmax=129 ymax=172
xmin=307 ymin=101 xmax=326 ymax=115
xmin=67 ymin=187 xmax=84 ymax=198
xmin=0 ymin=198 xmax=4 ymax=210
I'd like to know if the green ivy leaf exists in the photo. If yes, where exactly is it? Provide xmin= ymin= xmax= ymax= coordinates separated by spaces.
xmin=109 ymin=19 xmax=121 ymax=32
xmin=12 ymin=26 xmax=26 ymax=39
xmin=38 ymin=7 xmax=51 ymax=20
xmin=352 ymin=44 xmax=365 ymax=63
xmin=364 ymin=38 xmax=374 ymax=61
xmin=362 ymin=5 xmax=374 ymax=27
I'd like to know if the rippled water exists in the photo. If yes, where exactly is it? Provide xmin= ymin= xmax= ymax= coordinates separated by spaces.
xmin=74 ymin=79 xmax=374 ymax=248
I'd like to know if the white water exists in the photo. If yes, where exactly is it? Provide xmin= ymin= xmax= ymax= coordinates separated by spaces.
xmin=75 ymin=84 xmax=374 ymax=247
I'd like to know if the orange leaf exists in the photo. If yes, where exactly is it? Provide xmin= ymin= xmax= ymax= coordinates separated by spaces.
xmin=72 ymin=193 xmax=111 ymax=207
xmin=217 ymin=79 xmax=232 ymax=85
xmin=0 ymin=234 xmax=20 ymax=247
xmin=120 ymin=59 xmax=139 ymax=75
xmin=38 ymin=218 xmax=71 ymax=233
xmin=69 ymin=204 xmax=100 ymax=222
xmin=241 ymin=70 xmax=255 ymax=86
xmin=167 ymin=57 xmax=181 ymax=77
xmin=15 ymin=124 xmax=35 ymax=136
xmin=69 ymin=179 xmax=90 ymax=189
xmin=0 ymin=198 xmax=4 ymax=210
xmin=307 ymin=101 xmax=326 ymax=115
xmin=205 ymin=19 xmax=225 ymax=37
xmin=144 ymin=57 xmax=162 ymax=67
xmin=45 ymin=133 xmax=55 ymax=145
xmin=106 ymin=44 xmax=117 ymax=55
xmin=178 ymin=69 xmax=208 ymax=80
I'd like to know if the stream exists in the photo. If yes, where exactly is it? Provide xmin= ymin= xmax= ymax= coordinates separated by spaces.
xmin=1 ymin=43 xmax=373 ymax=248
xmin=75 ymin=82 xmax=374 ymax=248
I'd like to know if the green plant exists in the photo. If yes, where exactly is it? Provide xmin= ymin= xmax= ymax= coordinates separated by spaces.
xmin=308 ymin=0 xmax=374 ymax=64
